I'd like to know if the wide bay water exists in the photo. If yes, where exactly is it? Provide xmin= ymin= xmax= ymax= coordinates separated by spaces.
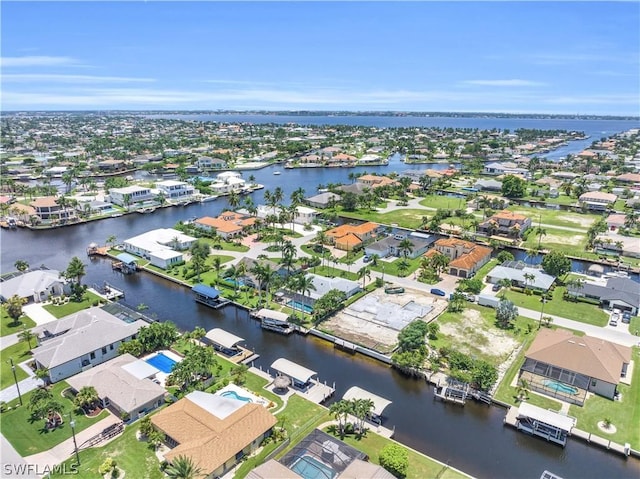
xmin=3 ymin=115 xmax=640 ymax=478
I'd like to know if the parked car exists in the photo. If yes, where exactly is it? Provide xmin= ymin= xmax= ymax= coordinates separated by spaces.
xmin=363 ymin=255 xmax=371 ymax=263
xmin=430 ymin=288 xmax=446 ymax=297
xmin=465 ymin=294 xmax=476 ymax=302
xmin=492 ymin=283 xmax=501 ymax=292
xmin=609 ymin=314 xmax=619 ymax=326
xmin=622 ymin=312 xmax=631 ymax=323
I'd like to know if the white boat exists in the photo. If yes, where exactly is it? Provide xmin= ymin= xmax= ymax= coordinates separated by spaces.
xmin=273 ymin=171 xmax=281 ymax=175
xmin=200 ymin=195 xmax=218 ymax=203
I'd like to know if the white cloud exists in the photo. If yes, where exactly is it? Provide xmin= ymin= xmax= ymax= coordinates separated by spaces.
xmin=461 ymin=79 xmax=547 ymax=87
xmin=2 ymin=74 xmax=156 ymax=83
xmin=0 ymin=56 xmax=79 ymax=67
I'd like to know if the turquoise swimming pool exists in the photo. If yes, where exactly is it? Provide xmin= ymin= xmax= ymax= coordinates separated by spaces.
xmin=543 ymin=379 xmax=578 ymax=395
xmin=221 ymin=390 xmax=253 ymax=402
xmin=291 ymin=456 xmax=336 ymax=479
xmin=287 ymin=300 xmax=313 ymax=314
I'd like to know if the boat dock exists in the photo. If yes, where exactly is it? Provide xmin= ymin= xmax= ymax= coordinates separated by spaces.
xmin=434 ymin=379 xmax=469 ymax=406
xmin=504 ymin=403 xmax=576 ymax=447
xmin=334 ymin=338 xmax=357 ymax=353
xmin=90 ymin=282 xmax=125 ymax=301
xmin=192 ymin=284 xmax=231 ymax=309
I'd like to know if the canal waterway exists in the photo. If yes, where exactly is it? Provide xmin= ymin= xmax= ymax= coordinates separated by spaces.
xmin=2 ymin=205 xmax=640 ymax=479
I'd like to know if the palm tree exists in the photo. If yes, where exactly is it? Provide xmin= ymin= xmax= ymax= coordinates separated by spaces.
xmin=74 ymin=386 xmax=99 ymax=412
xmin=251 ymin=262 xmax=277 ymax=307
xmin=63 ymin=256 xmax=86 ymax=286
xmin=516 ymin=378 xmax=530 ymax=401
xmin=295 ymin=274 xmax=316 ymax=315
xmin=14 ymin=260 xmax=29 ymax=272
xmin=165 ymin=455 xmax=203 ymax=479
xmin=314 ymin=230 xmax=328 ymax=267
xmin=212 ymin=257 xmax=222 ymax=286
xmin=534 ymin=226 xmax=547 ymax=250
xmin=523 ymin=273 xmax=535 ymax=292
xmin=329 ymin=400 xmax=352 ymax=438
xmin=357 ymin=266 xmax=371 ymax=289
xmin=18 ymin=328 xmax=35 ymax=349
xmin=227 ymin=190 xmax=240 ymax=211
xmin=498 ymin=278 xmax=512 ymax=298
xmin=398 ymin=238 xmax=414 ymax=260
xmin=190 ymin=327 xmax=206 ymax=348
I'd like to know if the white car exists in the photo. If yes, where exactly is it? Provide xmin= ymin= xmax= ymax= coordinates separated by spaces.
xmin=609 ymin=313 xmax=619 ymax=326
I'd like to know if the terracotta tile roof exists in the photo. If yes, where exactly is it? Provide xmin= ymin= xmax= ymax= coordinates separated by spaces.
xmin=195 ymin=213 xmax=255 ymax=233
xmin=336 ymin=232 xmax=363 ymax=246
xmin=326 ymin=222 xmax=378 ymax=240
xmin=449 ymin=244 xmax=491 ymax=271
xmin=434 ymin=237 xmax=475 ymax=249
xmin=491 ymin=210 xmax=527 ymax=222
xmin=525 ymin=329 xmax=631 ymax=384
xmin=152 ymin=395 xmax=276 ymax=474
xmin=30 ymin=196 xmax=59 ymax=208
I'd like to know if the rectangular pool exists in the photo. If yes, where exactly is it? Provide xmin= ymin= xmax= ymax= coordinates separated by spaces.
xmin=145 ymin=352 xmax=178 ymax=373
xmin=287 ymin=300 xmax=313 ymax=314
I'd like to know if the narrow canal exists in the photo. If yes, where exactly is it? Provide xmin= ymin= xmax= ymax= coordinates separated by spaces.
xmin=2 ymin=199 xmax=639 ymax=479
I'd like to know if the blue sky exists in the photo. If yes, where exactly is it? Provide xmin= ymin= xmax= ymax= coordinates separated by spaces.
xmin=1 ymin=2 xmax=638 ymax=114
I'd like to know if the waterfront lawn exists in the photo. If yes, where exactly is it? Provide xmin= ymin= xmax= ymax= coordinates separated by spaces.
xmin=0 ymin=381 xmax=109 ymax=456
xmin=0 ymin=340 xmax=32 ymax=390
xmin=1 ymin=306 xmax=36 ymax=337
xmin=430 ymin=305 xmax=537 ymax=365
xmin=507 ymin=206 xmax=597 ymax=230
xmin=50 ymin=422 xmax=164 ymax=479
xmin=419 ymin=195 xmax=468 ymax=211
xmin=199 ymin=237 xmax=250 ymax=252
xmin=569 ymin=347 xmax=640 ymax=449
xmin=313 ymin=265 xmax=359 ymax=281
xmin=43 ymin=291 xmax=103 ymax=319
xmin=521 ymin=228 xmax=589 ymax=254
xmin=324 ymin=428 xmax=468 ymax=479
xmin=340 ymin=209 xmax=429 ymax=230
xmin=502 ymin=287 xmax=607 ymax=326
xmin=493 ymin=334 xmax=563 ymax=412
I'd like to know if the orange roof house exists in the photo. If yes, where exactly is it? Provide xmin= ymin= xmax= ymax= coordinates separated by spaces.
xmin=433 ymin=238 xmax=492 ymax=278
xmin=356 ymin=174 xmax=399 ymax=188
xmin=152 ymin=391 xmax=276 ymax=477
xmin=195 ymin=212 xmax=257 ymax=239
xmin=325 ymin=222 xmax=380 ymax=250
xmin=477 ymin=210 xmax=532 ymax=238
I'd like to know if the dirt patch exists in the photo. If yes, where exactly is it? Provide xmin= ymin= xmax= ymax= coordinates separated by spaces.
xmin=438 ymin=309 xmax=519 ymax=360
xmin=543 ymin=233 xmax=585 ymax=245
xmin=557 ymin=214 xmax=595 ymax=228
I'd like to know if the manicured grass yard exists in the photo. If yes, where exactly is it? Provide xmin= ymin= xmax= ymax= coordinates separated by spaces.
xmin=472 ymin=258 xmax=498 ymax=282
xmin=368 ymin=256 xmax=422 ymax=278
xmin=502 ymin=287 xmax=608 ymax=326
xmin=314 ymin=265 xmax=358 ymax=281
xmin=51 ymin=420 xmax=164 ymax=479
xmin=1 ymin=306 xmax=36 ymax=337
xmin=507 ymin=206 xmax=598 ymax=230
xmin=0 ymin=381 xmax=108 ymax=456
xmin=569 ymin=347 xmax=640 ymax=449
xmin=0 ymin=340 xmax=32 ymax=390
xmin=419 ymin=195 xmax=468 ymax=211
xmin=43 ymin=291 xmax=103 ymax=319
xmin=340 ymin=209 xmax=429 ymax=230
xmin=324 ymin=428 xmax=469 ymax=479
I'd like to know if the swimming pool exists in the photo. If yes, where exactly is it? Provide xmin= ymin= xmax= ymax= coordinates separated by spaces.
xmin=221 ymin=390 xmax=253 ymax=403
xmin=291 ymin=456 xmax=336 ymax=479
xmin=145 ymin=353 xmax=178 ymax=374
xmin=287 ymin=301 xmax=313 ymax=314
xmin=543 ymin=379 xmax=578 ymax=395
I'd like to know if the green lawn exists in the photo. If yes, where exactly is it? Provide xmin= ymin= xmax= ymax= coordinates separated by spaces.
xmin=0 ymin=340 xmax=32 ymax=390
xmin=369 ymin=257 xmax=422 ymax=278
xmin=324 ymin=428 xmax=469 ymax=479
xmin=569 ymin=347 xmax=640 ymax=449
xmin=50 ymin=420 xmax=164 ymax=479
xmin=43 ymin=291 xmax=103 ymax=319
xmin=313 ymin=265 xmax=359 ymax=281
xmin=198 ymin=237 xmax=250 ymax=252
xmin=419 ymin=195 xmax=468 ymax=211
xmin=430 ymin=304 xmax=537 ymax=366
xmin=340 ymin=209 xmax=429 ymax=230
xmin=521 ymin=227 xmax=589 ymax=254
xmin=0 ymin=381 xmax=109 ymax=456
xmin=1 ymin=306 xmax=36 ymax=337
xmin=472 ymin=258 xmax=499 ymax=282
xmin=502 ymin=287 xmax=608 ymax=326
xmin=507 ymin=206 xmax=599 ymax=230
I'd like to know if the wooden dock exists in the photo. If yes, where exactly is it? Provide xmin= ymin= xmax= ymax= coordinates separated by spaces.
xmin=298 ymin=380 xmax=335 ymax=404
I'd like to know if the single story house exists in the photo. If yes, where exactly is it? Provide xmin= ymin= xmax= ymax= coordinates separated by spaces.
xmin=194 ymin=213 xmax=256 ymax=239
xmin=519 ymin=329 xmax=631 ymax=404
xmin=474 ymin=179 xmax=503 ymax=192
xmin=124 ymin=228 xmax=196 ymax=265
xmin=305 ymin=192 xmax=341 ymax=209
xmin=0 ymin=268 xmax=70 ymax=303
xmin=364 ymin=232 xmax=435 ymax=259
xmin=429 ymin=238 xmax=492 ymax=278
xmin=66 ymin=353 xmax=166 ymax=421
xmin=566 ymin=277 xmax=640 ymax=315
xmin=578 ymin=191 xmax=617 ymax=211
xmin=151 ymin=391 xmax=276 ymax=478
xmin=483 ymin=162 xmax=529 ymax=177
xmin=32 ymin=307 xmax=147 ymax=383
xmin=283 ymin=273 xmax=361 ymax=310
xmin=595 ymin=234 xmax=640 ymax=258
xmin=606 ymin=214 xmax=627 ymax=231
xmin=486 ymin=261 xmax=556 ymax=292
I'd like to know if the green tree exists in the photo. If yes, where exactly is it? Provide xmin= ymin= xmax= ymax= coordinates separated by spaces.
xmin=501 ymin=174 xmax=527 ymax=198
xmin=496 ymin=251 xmax=514 ymax=264
xmin=470 ymin=360 xmax=498 ymax=391
xmin=541 ymin=250 xmax=571 ymax=277
xmin=496 ymin=299 xmax=518 ymax=328
xmin=357 ymin=266 xmax=371 ymax=289
xmin=398 ymin=238 xmax=414 ymax=260
xmin=341 ymin=191 xmax=358 ymax=212
xmin=18 ymin=328 xmax=36 ymax=349
xmin=190 ymin=240 xmax=211 ymax=282
xmin=230 ymin=364 xmax=248 ymax=385
xmin=379 ymin=444 xmax=409 ymax=478
xmin=74 ymin=386 xmax=99 ymax=411
xmin=118 ymin=339 xmax=144 ymax=357
xmin=63 ymin=256 xmax=86 ymax=285
xmin=329 ymin=399 xmax=352 ymax=437
xmin=137 ymin=322 xmax=179 ymax=353
xmin=14 ymin=260 xmax=29 ymax=272
xmin=5 ymin=294 xmax=25 ymax=323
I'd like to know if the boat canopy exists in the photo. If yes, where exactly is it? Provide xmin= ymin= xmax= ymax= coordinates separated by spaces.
xmin=116 ymin=253 xmax=138 ymax=265
xmin=191 ymin=284 xmax=220 ymax=299
xmin=205 ymin=328 xmax=244 ymax=349
xmin=518 ymin=402 xmax=576 ymax=432
xmin=255 ymin=308 xmax=289 ymax=322
xmin=271 ymin=358 xmax=317 ymax=384
xmin=342 ymin=386 xmax=392 ymax=416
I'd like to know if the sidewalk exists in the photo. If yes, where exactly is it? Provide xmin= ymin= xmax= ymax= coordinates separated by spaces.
xmin=0 ymin=373 xmax=43 ymax=403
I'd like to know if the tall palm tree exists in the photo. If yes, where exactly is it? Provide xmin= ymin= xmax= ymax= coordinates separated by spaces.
xmin=212 ymin=257 xmax=222 ymax=286
xmin=534 ymin=226 xmax=547 ymax=250
xmin=357 ymin=266 xmax=371 ymax=289
xmin=498 ymin=278 xmax=512 ymax=298
xmin=523 ymin=273 xmax=535 ymax=292
xmin=398 ymin=238 xmax=414 ymax=260
xmin=63 ymin=256 xmax=86 ymax=286
xmin=18 ymin=328 xmax=35 ymax=349
xmin=165 ymin=455 xmax=203 ymax=479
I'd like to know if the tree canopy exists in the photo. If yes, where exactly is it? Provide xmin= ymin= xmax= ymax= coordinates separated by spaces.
xmin=501 ymin=175 xmax=527 ymax=198
xmin=541 ymin=250 xmax=571 ymax=277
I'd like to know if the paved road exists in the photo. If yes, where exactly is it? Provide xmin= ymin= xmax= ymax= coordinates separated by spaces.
xmin=0 ymin=434 xmax=37 ymax=479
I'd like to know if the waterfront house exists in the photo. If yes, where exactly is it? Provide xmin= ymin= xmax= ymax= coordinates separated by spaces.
xmin=595 ymin=234 xmax=640 ymax=258
xmin=474 ymin=179 xmax=503 ymax=192
xmin=0 ymin=268 xmax=70 ymax=303
xmin=32 ymin=307 xmax=147 ymax=383
xmin=209 ymin=172 xmax=247 ymax=195
xmin=483 ymin=161 xmax=529 ymax=177
xmin=477 ymin=210 xmax=532 ymax=239
xmin=30 ymin=196 xmax=77 ymax=223
xmin=97 ymin=159 xmax=126 ymax=171
xmin=155 ymin=180 xmax=196 ymax=201
xmin=615 ymin=172 xmax=640 ymax=184
xmin=108 ymin=185 xmax=154 ymax=208
xmin=486 ymin=261 xmax=555 ymax=292
xmin=66 ymin=353 xmax=166 ymax=421
xmin=566 ymin=276 xmax=640 ymax=315
xmin=519 ymin=329 xmax=631 ymax=404
xmin=356 ymin=174 xmax=398 ymax=188
xmin=123 ymin=228 xmax=196 ymax=266
xmin=283 ymin=273 xmax=361 ymax=311
xmin=364 ymin=231 xmax=435 ymax=259
xmin=194 ymin=212 xmax=257 ymax=239
xmin=605 ymin=214 xmax=628 ymax=231
xmin=197 ymin=156 xmax=226 ymax=170
xmin=304 ymin=192 xmax=341 ymax=209
xmin=325 ymin=222 xmax=381 ymax=251
xmin=429 ymin=238 xmax=492 ymax=278
xmin=578 ymin=191 xmax=617 ymax=211
xmin=151 ymin=390 xmax=276 ymax=478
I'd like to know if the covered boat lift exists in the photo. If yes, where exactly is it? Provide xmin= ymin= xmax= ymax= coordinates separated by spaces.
xmin=342 ymin=386 xmax=392 ymax=424
xmin=192 ymin=284 xmax=230 ymax=309
xmin=112 ymin=253 xmax=139 ymax=274
xmin=254 ymin=308 xmax=293 ymax=335
xmin=205 ymin=328 xmax=244 ymax=357
xmin=511 ymin=402 xmax=576 ymax=447
xmin=271 ymin=358 xmax=317 ymax=392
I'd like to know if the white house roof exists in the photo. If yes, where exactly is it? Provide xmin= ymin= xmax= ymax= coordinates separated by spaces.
xmin=110 ymin=185 xmax=151 ymax=195
xmin=156 ymin=180 xmax=187 ymax=187
xmin=271 ymin=358 xmax=317 ymax=384
xmin=121 ymin=358 xmax=160 ymax=379
xmin=66 ymin=354 xmax=165 ymax=415
xmin=489 ymin=265 xmax=556 ymax=291
xmin=518 ymin=402 xmax=576 ymax=432
xmin=185 ymin=390 xmax=245 ymax=420
xmin=308 ymin=273 xmax=361 ymax=300
xmin=124 ymin=228 xmax=195 ymax=255
xmin=342 ymin=386 xmax=392 ymax=416
xmin=32 ymin=309 xmax=146 ymax=369
xmin=149 ymin=250 xmax=183 ymax=260
xmin=0 ymin=269 xmax=65 ymax=301
xmin=205 ymin=328 xmax=244 ymax=349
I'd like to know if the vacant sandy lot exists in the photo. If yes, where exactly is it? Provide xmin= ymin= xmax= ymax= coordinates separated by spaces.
xmin=323 ymin=287 xmax=448 ymax=353
xmin=557 ymin=214 xmax=595 ymax=228
xmin=438 ymin=309 xmax=519 ymax=360
xmin=543 ymin=233 xmax=585 ymax=245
